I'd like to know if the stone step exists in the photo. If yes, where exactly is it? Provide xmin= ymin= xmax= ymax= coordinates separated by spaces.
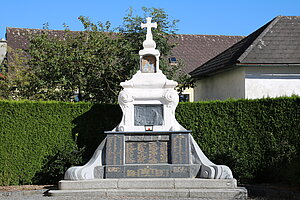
xmin=49 ymin=188 xmax=247 ymax=199
xmin=48 ymin=178 xmax=247 ymax=199
xmin=58 ymin=178 xmax=238 ymax=190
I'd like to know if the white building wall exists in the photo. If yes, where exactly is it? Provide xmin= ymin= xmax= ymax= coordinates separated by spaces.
xmin=194 ymin=67 xmax=245 ymax=101
xmin=180 ymin=87 xmax=194 ymax=102
xmin=0 ymin=40 xmax=7 ymax=64
xmin=245 ymin=66 xmax=300 ymax=99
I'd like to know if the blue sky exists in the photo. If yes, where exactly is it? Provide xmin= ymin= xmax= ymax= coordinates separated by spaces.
xmin=1 ymin=0 xmax=299 ymax=39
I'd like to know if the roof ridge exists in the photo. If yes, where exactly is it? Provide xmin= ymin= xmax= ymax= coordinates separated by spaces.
xmin=6 ymin=27 xmax=80 ymax=33
xmin=6 ymin=28 xmax=244 ymax=38
xmin=237 ymin=16 xmax=281 ymax=62
xmin=175 ymin=33 xmax=244 ymax=37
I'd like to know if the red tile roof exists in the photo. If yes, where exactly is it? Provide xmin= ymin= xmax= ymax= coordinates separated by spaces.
xmin=6 ymin=27 xmax=69 ymax=50
xmin=169 ymin=34 xmax=244 ymax=73
xmin=6 ymin=27 xmax=244 ymax=74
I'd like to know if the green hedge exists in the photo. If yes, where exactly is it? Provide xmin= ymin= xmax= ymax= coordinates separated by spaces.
xmin=0 ymin=101 xmax=121 ymax=185
xmin=176 ymin=97 xmax=300 ymax=184
xmin=0 ymin=97 xmax=299 ymax=186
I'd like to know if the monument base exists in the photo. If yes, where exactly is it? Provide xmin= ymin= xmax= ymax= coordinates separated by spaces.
xmin=48 ymin=178 xmax=247 ymax=199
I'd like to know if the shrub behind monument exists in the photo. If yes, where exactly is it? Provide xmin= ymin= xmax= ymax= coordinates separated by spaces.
xmin=176 ymin=96 xmax=300 ymax=184
xmin=0 ymin=97 xmax=299 ymax=185
xmin=0 ymin=101 xmax=121 ymax=185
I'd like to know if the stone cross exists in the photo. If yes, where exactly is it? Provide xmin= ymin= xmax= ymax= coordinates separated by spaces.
xmin=141 ymin=17 xmax=157 ymax=41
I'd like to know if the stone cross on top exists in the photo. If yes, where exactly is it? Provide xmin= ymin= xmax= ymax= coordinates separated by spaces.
xmin=141 ymin=17 xmax=157 ymax=49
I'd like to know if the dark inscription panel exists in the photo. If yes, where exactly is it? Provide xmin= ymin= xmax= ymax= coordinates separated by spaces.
xmin=105 ymin=166 xmax=124 ymax=178
xmin=105 ymin=135 xmax=124 ymax=165
xmin=125 ymin=165 xmax=169 ymax=178
xmin=125 ymin=141 xmax=169 ymax=164
xmin=134 ymin=104 xmax=164 ymax=126
xmin=105 ymin=164 xmax=199 ymax=178
xmin=171 ymin=134 xmax=190 ymax=164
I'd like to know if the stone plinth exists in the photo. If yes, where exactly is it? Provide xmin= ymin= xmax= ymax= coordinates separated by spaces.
xmin=63 ymin=131 xmax=234 ymax=180
xmin=48 ymin=178 xmax=247 ymax=199
xmin=103 ymin=131 xmax=198 ymax=179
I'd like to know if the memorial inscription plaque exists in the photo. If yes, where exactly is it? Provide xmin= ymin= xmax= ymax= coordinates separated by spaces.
xmin=125 ymin=165 xmax=170 ymax=178
xmin=105 ymin=134 xmax=124 ymax=165
xmin=134 ymin=104 xmax=164 ymax=126
xmin=171 ymin=134 xmax=190 ymax=164
xmin=125 ymin=141 xmax=169 ymax=164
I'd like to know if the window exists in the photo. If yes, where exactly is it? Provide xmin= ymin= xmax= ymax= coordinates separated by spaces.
xmin=168 ymin=57 xmax=177 ymax=65
xmin=179 ymin=94 xmax=190 ymax=102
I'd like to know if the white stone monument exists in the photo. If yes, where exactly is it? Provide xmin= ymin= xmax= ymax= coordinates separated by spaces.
xmin=49 ymin=17 xmax=247 ymax=199
xmin=116 ymin=17 xmax=184 ymax=133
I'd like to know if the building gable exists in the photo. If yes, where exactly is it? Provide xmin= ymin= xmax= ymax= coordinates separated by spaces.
xmin=190 ymin=16 xmax=300 ymax=78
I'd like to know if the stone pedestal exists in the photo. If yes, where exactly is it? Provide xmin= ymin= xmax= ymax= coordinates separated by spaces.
xmin=49 ymin=130 xmax=247 ymax=199
xmin=104 ymin=131 xmax=200 ymax=179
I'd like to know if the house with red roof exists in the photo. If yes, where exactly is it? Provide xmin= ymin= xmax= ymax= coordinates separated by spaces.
xmin=190 ymin=16 xmax=300 ymax=101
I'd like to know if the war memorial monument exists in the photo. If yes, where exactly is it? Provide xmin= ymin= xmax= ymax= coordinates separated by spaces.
xmin=49 ymin=17 xmax=247 ymax=199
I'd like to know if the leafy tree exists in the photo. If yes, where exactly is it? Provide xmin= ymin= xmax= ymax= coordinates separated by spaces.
xmin=25 ymin=28 xmax=133 ymax=102
xmin=5 ymin=7 xmax=192 ymax=102
xmin=0 ymin=47 xmax=35 ymax=100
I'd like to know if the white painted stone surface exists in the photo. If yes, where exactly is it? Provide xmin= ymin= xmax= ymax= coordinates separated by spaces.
xmin=190 ymin=135 xmax=233 ymax=179
xmin=114 ymin=17 xmax=185 ymax=132
xmin=64 ymin=138 xmax=106 ymax=180
xmin=115 ymin=71 xmax=185 ymax=132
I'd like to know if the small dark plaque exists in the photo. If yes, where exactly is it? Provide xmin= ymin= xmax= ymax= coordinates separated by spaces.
xmin=125 ymin=165 xmax=170 ymax=178
xmin=134 ymin=104 xmax=164 ymax=126
xmin=171 ymin=134 xmax=190 ymax=164
xmin=105 ymin=135 xmax=124 ymax=165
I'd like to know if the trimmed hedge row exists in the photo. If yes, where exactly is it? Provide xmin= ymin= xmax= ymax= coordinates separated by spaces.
xmin=0 ymin=101 xmax=121 ymax=185
xmin=0 ymin=97 xmax=299 ymax=185
xmin=176 ymin=97 xmax=300 ymax=184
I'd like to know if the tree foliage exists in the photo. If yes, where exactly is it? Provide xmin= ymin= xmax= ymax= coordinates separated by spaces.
xmin=25 ymin=29 xmax=133 ymax=102
xmin=1 ymin=7 xmax=191 ymax=102
xmin=0 ymin=47 xmax=35 ymax=100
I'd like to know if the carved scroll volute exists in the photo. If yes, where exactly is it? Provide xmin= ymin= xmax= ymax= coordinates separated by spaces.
xmin=164 ymin=90 xmax=179 ymax=108
xmin=117 ymin=90 xmax=134 ymax=131
xmin=118 ymin=90 xmax=134 ymax=106
xmin=164 ymin=90 xmax=181 ymax=131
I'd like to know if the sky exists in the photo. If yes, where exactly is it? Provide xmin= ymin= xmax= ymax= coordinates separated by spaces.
xmin=1 ymin=0 xmax=300 ymax=39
